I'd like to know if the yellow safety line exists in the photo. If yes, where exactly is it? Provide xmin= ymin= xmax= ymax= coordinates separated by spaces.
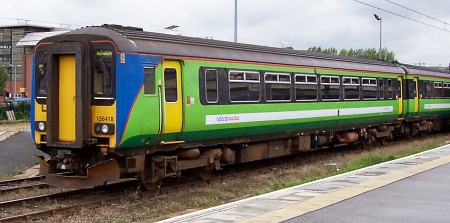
xmin=240 ymin=154 xmax=450 ymax=223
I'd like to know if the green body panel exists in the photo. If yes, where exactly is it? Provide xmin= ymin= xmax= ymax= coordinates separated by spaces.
xmin=405 ymin=98 xmax=450 ymax=118
xmin=403 ymin=76 xmax=450 ymax=118
xmin=119 ymin=66 xmax=163 ymax=147
xmin=118 ymin=59 xmax=450 ymax=149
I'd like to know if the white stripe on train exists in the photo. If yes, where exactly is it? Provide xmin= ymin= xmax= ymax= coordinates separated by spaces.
xmin=205 ymin=106 xmax=394 ymax=125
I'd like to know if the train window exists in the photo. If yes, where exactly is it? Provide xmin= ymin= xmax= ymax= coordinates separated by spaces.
xmin=205 ymin=69 xmax=218 ymax=103
xmin=387 ymin=79 xmax=393 ymax=99
xmin=444 ymin=83 xmax=450 ymax=98
xmin=321 ymin=76 xmax=340 ymax=101
xmin=36 ymin=51 xmax=48 ymax=97
xmin=229 ymin=71 xmax=260 ymax=102
xmin=406 ymin=80 xmax=415 ymax=99
xmin=421 ymin=81 xmax=431 ymax=99
xmin=343 ymin=77 xmax=360 ymax=100
xmin=144 ymin=67 xmax=155 ymax=95
xmin=93 ymin=58 xmax=113 ymax=96
xmin=295 ymin=74 xmax=317 ymax=101
xmin=379 ymin=79 xmax=384 ymax=99
xmin=362 ymin=78 xmax=377 ymax=100
xmin=265 ymin=73 xmax=291 ymax=102
xmin=164 ymin=68 xmax=178 ymax=102
xmin=433 ymin=82 xmax=443 ymax=98
xmin=414 ymin=79 xmax=418 ymax=97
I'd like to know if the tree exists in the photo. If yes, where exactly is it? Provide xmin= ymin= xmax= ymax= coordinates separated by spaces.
xmin=308 ymin=46 xmax=397 ymax=62
xmin=0 ymin=66 xmax=8 ymax=94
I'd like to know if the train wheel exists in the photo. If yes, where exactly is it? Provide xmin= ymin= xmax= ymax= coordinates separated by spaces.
xmin=195 ymin=166 xmax=214 ymax=181
xmin=405 ymin=125 xmax=412 ymax=140
xmin=140 ymin=181 xmax=162 ymax=191
xmin=137 ymin=171 xmax=163 ymax=191
xmin=362 ymin=133 xmax=375 ymax=150
xmin=378 ymin=137 xmax=388 ymax=146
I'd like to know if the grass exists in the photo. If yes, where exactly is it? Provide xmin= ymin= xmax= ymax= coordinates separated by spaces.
xmin=0 ymin=166 xmax=12 ymax=180
xmin=254 ymin=138 xmax=447 ymax=196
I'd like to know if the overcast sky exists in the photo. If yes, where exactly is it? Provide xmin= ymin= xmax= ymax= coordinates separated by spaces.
xmin=2 ymin=0 xmax=450 ymax=67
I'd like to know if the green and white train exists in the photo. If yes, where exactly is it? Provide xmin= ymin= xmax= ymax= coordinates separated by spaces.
xmin=32 ymin=24 xmax=450 ymax=189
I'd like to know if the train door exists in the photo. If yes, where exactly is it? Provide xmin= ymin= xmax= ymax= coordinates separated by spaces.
xmin=398 ymin=76 xmax=404 ymax=115
xmin=161 ymin=60 xmax=183 ymax=141
xmin=413 ymin=77 xmax=419 ymax=113
xmin=58 ymin=55 xmax=76 ymax=141
xmin=46 ymin=42 xmax=90 ymax=149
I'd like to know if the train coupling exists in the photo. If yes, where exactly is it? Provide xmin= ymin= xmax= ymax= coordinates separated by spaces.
xmin=37 ymin=156 xmax=120 ymax=189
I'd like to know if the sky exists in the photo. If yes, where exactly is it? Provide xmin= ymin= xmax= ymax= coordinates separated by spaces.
xmin=2 ymin=0 xmax=450 ymax=67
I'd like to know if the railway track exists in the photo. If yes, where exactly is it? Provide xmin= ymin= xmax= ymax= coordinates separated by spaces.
xmin=0 ymin=176 xmax=49 ymax=197
xmin=0 ymin=179 xmax=137 ymax=209
xmin=0 ymin=183 xmax=50 ymax=196
xmin=0 ymin=176 xmax=44 ymax=187
xmin=0 ymin=132 xmax=447 ymax=222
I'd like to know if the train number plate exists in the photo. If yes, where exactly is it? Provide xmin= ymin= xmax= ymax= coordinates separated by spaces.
xmin=96 ymin=116 xmax=114 ymax=122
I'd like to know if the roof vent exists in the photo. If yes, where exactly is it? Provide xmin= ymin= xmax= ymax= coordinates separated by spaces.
xmin=101 ymin=24 xmax=143 ymax=31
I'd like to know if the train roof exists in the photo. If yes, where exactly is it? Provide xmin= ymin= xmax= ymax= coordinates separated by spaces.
xmin=40 ymin=24 xmax=450 ymax=77
xmin=401 ymin=64 xmax=450 ymax=78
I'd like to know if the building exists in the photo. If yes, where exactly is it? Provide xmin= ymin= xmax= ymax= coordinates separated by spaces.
xmin=0 ymin=23 xmax=70 ymax=102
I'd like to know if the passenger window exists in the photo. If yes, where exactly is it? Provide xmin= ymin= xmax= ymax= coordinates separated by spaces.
xmin=444 ymin=83 xmax=450 ymax=98
xmin=321 ymin=76 xmax=340 ymax=101
xmin=379 ymin=79 xmax=384 ymax=99
xmin=362 ymin=78 xmax=377 ymax=100
xmin=343 ymin=77 xmax=360 ymax=100
xmin=265 ymin=73 xmax=291 ymax=101
xmin=421 ymin=81 xmax=429 ymax=98
xmin=433 ymin=82 xmax=443 ymax=98
xmin=205 ymin=69 xmax=218 ymax=103
xmin=144 ymin=67 xmax=155 ymax=95
xmin=229 ymin=71 xmax=260 ymax=102
xmin=164 ymin=68 xmax=178 ymax=102
xmin=295 ymin=74 xmax=317 ymax=101
xmin=387 ymin=79 xmax=393 ymax=99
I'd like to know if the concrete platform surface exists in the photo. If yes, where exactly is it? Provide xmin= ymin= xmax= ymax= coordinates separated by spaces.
xmin=285 ymin=162 xmax=450 ymax=223
xmin=0 ymin=131 xmax=44 ymax=176
xmin=155 ymin=144 xmax=450 ymax=223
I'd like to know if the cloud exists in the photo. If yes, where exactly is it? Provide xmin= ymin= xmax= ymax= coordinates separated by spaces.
xmin=1 ymin=0 xmax=449 ymax=66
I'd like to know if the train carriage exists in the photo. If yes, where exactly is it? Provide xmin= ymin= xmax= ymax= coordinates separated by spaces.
xmin=31 ymin=24 xmax=450 ymax=189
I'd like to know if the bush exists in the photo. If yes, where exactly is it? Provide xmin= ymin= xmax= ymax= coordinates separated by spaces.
xmin=0 ymin=102 xmax=30 ymax=121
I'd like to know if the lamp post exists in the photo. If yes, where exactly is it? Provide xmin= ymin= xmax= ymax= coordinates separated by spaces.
xmin=374 ymin=14 xmax=382 ymax=60
xmin=234 ymin=0 xmax=237 ymax=43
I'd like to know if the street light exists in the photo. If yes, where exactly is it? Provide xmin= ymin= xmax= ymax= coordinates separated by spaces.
xmin=374 ymin=14 xmax=382 ymax=60
xmin=234 ymin=0 xmax=237 ymax=43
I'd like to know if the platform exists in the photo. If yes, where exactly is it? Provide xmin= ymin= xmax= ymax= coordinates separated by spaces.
xmin=155 ymin=144 xmax=450 ymax=223
xmin=0 ymin=130 xmax=44 ymax=176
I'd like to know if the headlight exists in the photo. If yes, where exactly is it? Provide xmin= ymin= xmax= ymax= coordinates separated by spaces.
xmin=35 ymin=121 xmax=46 ymax=132
xmin=38 ymin=122 xmax=45 ymax=131
xmin=101 ymin=125 xmax=109 ymax=133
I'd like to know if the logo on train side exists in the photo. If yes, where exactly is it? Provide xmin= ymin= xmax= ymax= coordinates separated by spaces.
xmin=216 ymin=115 xmax=240 ymax=122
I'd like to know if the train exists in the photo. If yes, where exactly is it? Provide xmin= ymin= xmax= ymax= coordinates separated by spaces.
xmin=31 ymin=24 xmax=450 ymax=189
